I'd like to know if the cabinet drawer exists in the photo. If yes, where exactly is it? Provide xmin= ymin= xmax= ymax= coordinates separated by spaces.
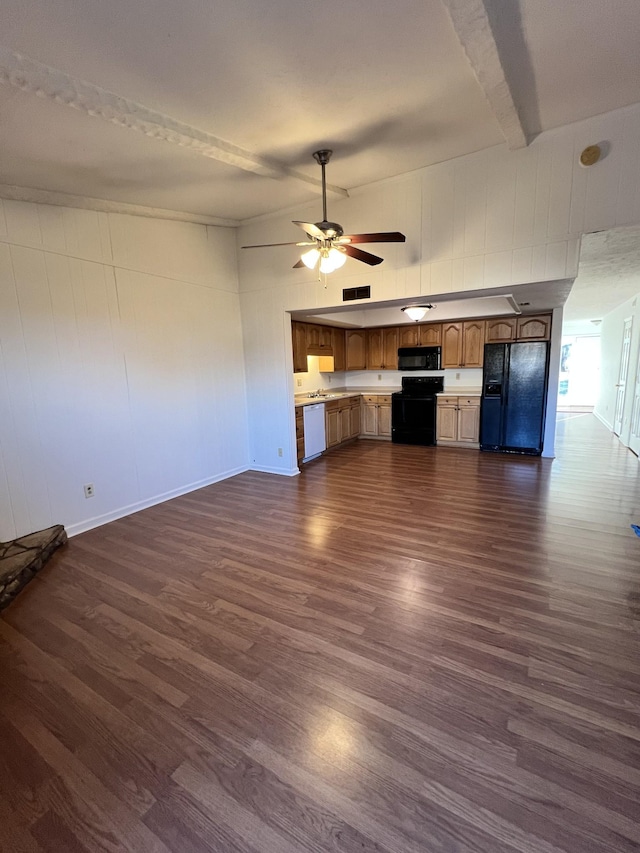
xmin=324 ymin=400 xmax=341 ymax=412
xmin=378 ymin=395 xmax=391 ymax=405
xmin=439 ymin=396 xmax=459 ymax=405
xmin=362 ymin=395 xmax=379 ymax=404
xmin=459 ymin=397 xmax=480 ymax=406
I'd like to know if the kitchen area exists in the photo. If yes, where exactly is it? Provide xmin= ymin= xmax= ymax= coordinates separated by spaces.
xmin=293 ymin=309 xmax=553 ymax=467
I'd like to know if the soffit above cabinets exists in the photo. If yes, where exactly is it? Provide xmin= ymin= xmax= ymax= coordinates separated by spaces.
xmin=292 ymin=279 xmax=573 ymax=328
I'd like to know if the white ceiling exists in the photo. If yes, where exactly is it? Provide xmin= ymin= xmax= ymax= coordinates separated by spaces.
xmin=1 ymin=0 xmax=640 ymax=329
xmin=1 ymin=0 xmax=639 ymax=223
xmin=563 ymin=226 xmax=640 ymax=335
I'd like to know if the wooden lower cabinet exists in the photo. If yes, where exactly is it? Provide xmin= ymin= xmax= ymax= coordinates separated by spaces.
xmin=361 ymin=395 xmax=392 ymax=439
xmin=295 ymin=408 xmax=305 ymax=463
xmin=436 ymin=396 xmax=480 ymax=446
xmin=325 ymin=396 xmax=361 ymax=450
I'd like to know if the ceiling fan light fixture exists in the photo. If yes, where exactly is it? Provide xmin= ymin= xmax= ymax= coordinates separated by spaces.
xmin=319 ymin=247 xmax=347 ymax=274
xmin=301 ymin=248 xmax=320 ymax=270
xmin=401 ymin=304 xmax=434 ymax=322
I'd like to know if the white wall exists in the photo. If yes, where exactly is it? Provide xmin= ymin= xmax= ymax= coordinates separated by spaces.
xmin=595 ymin=293 xmax=640 ymax=444
xmin=0 ymin=201 xmax=249 ymax=540
xmin=239 ymin=103 xmax=640 ymax=472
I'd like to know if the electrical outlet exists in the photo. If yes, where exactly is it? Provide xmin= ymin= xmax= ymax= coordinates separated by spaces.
xmin=277 ymin=448 xmax=283 ymax=457
xmin=296 ymin=378 xmax=302 ymax=386
xmin=84 ymin=483 xmax=95 ymax=498
xmin=378 ymin=374 xmax=382 ymax=381
xmin=456 ymin=372 xmax=460 ymax=380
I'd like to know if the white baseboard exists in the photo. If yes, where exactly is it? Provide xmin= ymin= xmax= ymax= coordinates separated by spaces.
xmin=248 ymin=465 xmax=300 ymax=477
xmin=66 ymin=465 xmax=249 ymax=537
xmin=593 ymin=409 xmax=613 ymax=431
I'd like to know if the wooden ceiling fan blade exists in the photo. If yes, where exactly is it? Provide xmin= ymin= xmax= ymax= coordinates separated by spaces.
xmin=344 ymin=245 xmax=384 ymax=266
xmin=292 ymin=221 xmax=326 ymax=240
xmin=242 ymin=241 xmax=301 ymax=249
xmin=341 ymin=231 xmax=406 ymax=244
xmin=292 ymin=259 xmax=306 ymax=268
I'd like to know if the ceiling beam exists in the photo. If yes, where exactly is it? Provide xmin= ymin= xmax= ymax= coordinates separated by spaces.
xmin=440 ymin=0 xmax=528 ymax=149
xmin=0 ymin=184 xmax=239 ymax=227
xmin=0 ymin=47 xmax=349 ymax=198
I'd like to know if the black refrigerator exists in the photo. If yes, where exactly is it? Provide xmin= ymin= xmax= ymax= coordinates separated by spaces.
xmin=480 ymin=342 xmax=549 ymax=455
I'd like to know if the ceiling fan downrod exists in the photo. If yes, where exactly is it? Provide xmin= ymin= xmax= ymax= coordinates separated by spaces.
xmin=313 ymin=149 xmax=332 ymax=224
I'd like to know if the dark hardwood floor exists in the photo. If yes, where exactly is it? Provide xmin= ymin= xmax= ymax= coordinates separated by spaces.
xmin=1 ymin=413 xmax=640 ymax=852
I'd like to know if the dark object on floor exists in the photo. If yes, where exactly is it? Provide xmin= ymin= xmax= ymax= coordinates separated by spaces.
xmin=632 ymin=524 xmax=640 ymax=538
xmin=0 ymin=525 xmax=67 ymax=611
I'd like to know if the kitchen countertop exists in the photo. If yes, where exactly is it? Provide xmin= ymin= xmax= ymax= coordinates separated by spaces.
xmin=295 ymin=386 xmax=482 ymax=406
xmin=437 ymin=387 xmax=482 ymax=396
xmin=294 ymin=391 xmax=364 ymax=408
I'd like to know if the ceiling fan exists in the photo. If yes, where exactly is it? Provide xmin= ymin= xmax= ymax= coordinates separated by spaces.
xmin=242 ymin=149 xmax=406 ymax=273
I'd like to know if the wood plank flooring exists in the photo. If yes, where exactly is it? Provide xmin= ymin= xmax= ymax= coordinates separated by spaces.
xmin=1 ymin=413 xmax=639 ymax=852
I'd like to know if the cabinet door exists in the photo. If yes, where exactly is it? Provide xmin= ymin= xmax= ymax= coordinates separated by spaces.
xmin=398 ymin=325 xmax=420 ymax=347
xmin=306 ymin=324 xmax=320 ymax=349
xmin=457 ymin=401 xmax=480 ymax=442
xmin=292 ymin=322 xmax=308 ymax=373
xmin=332 ymin=328 xmax=346 ymax=371
xmin=319 ymin=326 xmax=333 ymax=348
xmin=367 ymin=328 xmax=384 ymax=369
xmin=350 ymin=400 xmax=361 ymax=438
xmin=436 ymin=402 xmax=458 ymax=441
xmin=419 ymin=323 xmax=442 ymax=346
xmin=378 ymin=402 xmax=392 ymax=437
xmin=346 ymin=330 xmax=367 ymax=370
xmin=442 ymin=323 xmax=463 ymax=368
xmin=361 ymin=401 xmax=379 ymax=436
xmin=382 ymin=327 xmax=399 ymax=369
xmin=516 ymin=314 xmax=551 ymax=341
xmin=338 ymin=406 xmax=351 ymax=443
xmin=326 ymin=409 xmax=340 ymax=447
xmin=485 ymin=317 xmax=516 ymax=343
xmin=462 ymin=320 xmax=485 ymax=367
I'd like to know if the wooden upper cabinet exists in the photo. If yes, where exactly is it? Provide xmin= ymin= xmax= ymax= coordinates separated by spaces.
xmin=419 ymin=323 xmax=442 ymax=346
xmin=462 ymin=320 xmax=485 ymax=368
xmin=292 ymin=322 xmax=308 ymax=373
xmin=346 ymin=329 xmax=367 ymax=370
xmin=516 ymin=314 xmax=551 ymax=341
xmin=442 ymin=322 xmax=463 ymax=368
xmin=442 ymin=321 xmax=484 ymax=367
xmin=485 ymin=317 xmax=516 ymax=344
xmin=367 ymin=328 xmax=384 ymax=369
xmin=398 ymin=324 xmax=420 ymax=347
xmin=306 ymin=323 xmax=332 ymax=352
xmin=305 ymin=324 xmax=320 ymax=349
xmin=332 ymin=328 xmax=346 ymax=371
xmin=382 ymin=327 xmax=399 ymax=369
xmin=318 ymin=325 xmax=332 ymax=348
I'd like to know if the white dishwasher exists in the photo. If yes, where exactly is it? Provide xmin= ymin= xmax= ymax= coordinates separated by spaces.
xmin=302 ymin=403 xmax=326 ymax=462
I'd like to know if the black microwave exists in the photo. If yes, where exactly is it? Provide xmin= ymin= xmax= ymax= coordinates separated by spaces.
xmin=397 ymin=346 xmax=441 ymax=371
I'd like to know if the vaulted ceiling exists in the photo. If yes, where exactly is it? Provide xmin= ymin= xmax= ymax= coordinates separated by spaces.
xmin=1 ymin=0 xmax=639 ymax=224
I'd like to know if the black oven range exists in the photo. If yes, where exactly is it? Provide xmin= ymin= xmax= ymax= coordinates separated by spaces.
xmin=391 ymin=376 xmax=444 ymax=446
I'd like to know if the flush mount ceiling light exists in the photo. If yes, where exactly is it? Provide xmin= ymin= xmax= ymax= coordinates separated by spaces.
xmin=401 ymin=304 xmax=435 ymax=322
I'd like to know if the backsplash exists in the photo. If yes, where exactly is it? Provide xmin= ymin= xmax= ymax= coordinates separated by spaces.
xmin=343 ymin=369 xmax=483 ymax=389
xmin=294 ymin=360 xmax=483 ymax=394
xmin=294 ymin=356 xmax=347 ymax=393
